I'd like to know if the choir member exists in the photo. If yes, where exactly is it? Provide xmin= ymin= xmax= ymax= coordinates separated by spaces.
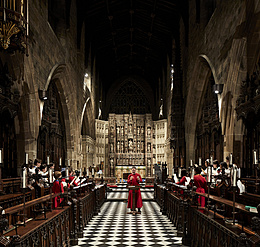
xmin=177 ymin=170 xmax=190 ymax=186
xmin=220 ymin=162 xmax=230 ymax=177
xmin=226 ymin=156 xmax=230 ymax=168
xmin=127 ymin=166 xmax=143 ymax=213
xmin=212 ymin=160 xmax=220 ymax=176
xmin=52 ymin=171 xmax=64 ymax=208
xmin=201 ymin=159 xmax=209 ymax=176
xmin=39 ymin=164 xmax=48 ymax=185
xmin=193 ymin=167 xmax=208 ymax=207
xmin=69 ymin=169 xmax=79 ymax=186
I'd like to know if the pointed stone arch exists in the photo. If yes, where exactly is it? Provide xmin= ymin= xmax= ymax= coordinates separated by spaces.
xmin=185 ymin=55 xmax=220 ymax=164
xmin=39 ymin=64 xmax=74 ymax=163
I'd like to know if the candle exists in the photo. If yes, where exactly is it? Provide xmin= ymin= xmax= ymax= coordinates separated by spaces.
xmin=207 ymin=167 xmax=211 ymax=183
xmin=26 ymin=0 xmax=29 ymax=36
xmin=67 ymin=159 xmax=70 ymax=167
xmin=4 ymin=0 xmax=6 ymax=22
xmin=230 ymin=153 xmax=233 ymax=165
xmin=25 ymin=153 xmax=29 ymax=165
xmin=172 ymin=168 xmax=174 ymax=176
xmin=237 ymin=168 xmax=241 ymax=179
xmin=210 ymin=156 xmax=213 ymax=165
xmin=59 ymin=157 xmax=62 ymax=166
xmin=0 ymin=149 xmax=2 ymax=163
xmin=87 ymin=168 xmax=89 ymax=176
xmin=80 ymin=168 xmax=82 ymax=177
xmin=199 ymin=157 xmax=202 ymax=167
xmin=254 ymin=150 xmax=258 ymax=164
xmin=178 ymin=167 xmax=181 ymax=178
xmin=232 ymin=168 xmax=237 ymax=187
xmin=191 ymin=167 xmax=195 ymax=180
xmin=47 ymin=156 xmax=50 ymax=166
xmin=49 ymin=168 xmax=53 ymax=184
xmin=65 ymin=167 xmax=69 ymax=178
xmin=92 ymin=167 xmax=95 ymax=174
xmin=22 ymin=167 xmax=27 ymax=188
xmin=190 ymin=160 xmax=193 ymax=167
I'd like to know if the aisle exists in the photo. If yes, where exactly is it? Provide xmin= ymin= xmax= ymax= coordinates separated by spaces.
xmin=75 ymin=199 xmax=184 ymax=246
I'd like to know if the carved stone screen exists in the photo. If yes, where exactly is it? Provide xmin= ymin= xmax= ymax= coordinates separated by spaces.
xmin=108 ymin=113 xmax=153 ymax=179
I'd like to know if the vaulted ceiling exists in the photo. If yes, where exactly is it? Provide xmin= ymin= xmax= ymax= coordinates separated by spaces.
xmin=78 ymin=0 xmax=188 ymax=94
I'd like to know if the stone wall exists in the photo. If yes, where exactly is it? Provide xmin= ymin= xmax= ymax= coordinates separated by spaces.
xmin=0 ymin=1 xmax=96 ymax=170
xmin=183 ymin=0 xmax=259 ymax=166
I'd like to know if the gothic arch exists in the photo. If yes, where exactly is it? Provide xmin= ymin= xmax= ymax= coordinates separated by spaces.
xmin=185 ymin=55 xmax=217 ymax=163
xmin=41 ymin=64 xmax=73 ymax=161
xmin=81 ymin=96 xmax=95 ymax=138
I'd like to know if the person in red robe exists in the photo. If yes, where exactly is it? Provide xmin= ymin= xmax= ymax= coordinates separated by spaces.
xmin=127 ymin=166 xmax=143 ymax=212
xmin=193 ymin=167 xmax=208 ymax=207
xmin=69 ymin=169 xmax=79 ymax=186
xmin=52 ymin=171 xmax=64 ymax=208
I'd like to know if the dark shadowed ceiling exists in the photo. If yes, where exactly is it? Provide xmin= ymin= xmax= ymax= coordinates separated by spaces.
xmin=77 ymin=0 xmax=188 ymax=94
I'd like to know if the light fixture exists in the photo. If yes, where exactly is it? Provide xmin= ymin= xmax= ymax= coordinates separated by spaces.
xmin=213 ymin=84 xmax=224 ymax=94
xmin=38 ymin=90 xmax=48 ymax=100
xmin=85 ymin=73 xmax=89 ymax=78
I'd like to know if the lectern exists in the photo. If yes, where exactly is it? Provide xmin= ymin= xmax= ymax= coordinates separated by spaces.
xmin=127 ymin=185 xmax=141 ymax=215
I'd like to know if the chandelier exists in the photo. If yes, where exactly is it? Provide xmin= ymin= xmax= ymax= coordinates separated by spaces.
xmin=0 ymin=0 xmax=28 ymax=53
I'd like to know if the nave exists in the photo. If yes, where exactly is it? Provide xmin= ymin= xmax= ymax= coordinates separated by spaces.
xmin=75 ymin=184 xmax=184 ymax=247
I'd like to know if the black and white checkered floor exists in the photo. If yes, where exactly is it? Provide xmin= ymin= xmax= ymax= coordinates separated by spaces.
xmin=107 ymin=183 xmax=154 ymax=200
xmin=75 ymin=184 xmax=185 ymax=247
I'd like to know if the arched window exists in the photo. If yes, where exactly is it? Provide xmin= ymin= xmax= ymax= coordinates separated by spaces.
xmin=110 ymin=81 xmax=151 ymax=114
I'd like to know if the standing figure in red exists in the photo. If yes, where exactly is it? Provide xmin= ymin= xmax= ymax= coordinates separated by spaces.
xmin=52 ymin=171 xmax=64 ymax=208
xmin=127 ymin=166 xmax=143 ymax=213
xmin=193 ymin=167 xmax=208 ymax=207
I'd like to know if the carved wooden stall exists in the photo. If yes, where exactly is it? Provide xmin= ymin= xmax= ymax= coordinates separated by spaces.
xmin=236 ymin=59 xmax=260 ymax=177
xmin=37 ymin=81 xmax=66 ymax=169
xmin=195 ymin=74 xmax=223 ymax=163
xmin=0 ymin=62 xmax=19 ymax=179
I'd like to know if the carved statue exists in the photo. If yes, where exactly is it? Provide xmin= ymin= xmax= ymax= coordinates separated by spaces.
xmin=147 ymin=127 xmax=151 ymax=137
xmin=121 ymin=141 xmax=124 ymax=153
xmin=129 ymin=139 xmax=133 ymax=150
xmin=117 ymin=141 xmax=120 ymax=152
xmin=147 ymin=143 xmax=151 ymax=152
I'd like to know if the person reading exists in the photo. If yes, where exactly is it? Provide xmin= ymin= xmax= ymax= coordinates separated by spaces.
xmin=127 ymin=166 xmax=143 ymax=213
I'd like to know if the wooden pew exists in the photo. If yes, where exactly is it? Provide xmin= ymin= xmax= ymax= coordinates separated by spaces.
xmin=0 ymin=180 xmax=106 ymax=247
xmin=162 ymin=181 xmax=260 ymax=246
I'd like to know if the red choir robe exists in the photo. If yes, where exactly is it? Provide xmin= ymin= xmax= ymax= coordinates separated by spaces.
xmin=69 ymin=176 xmax=79 ymax=186
xmin=127 ymin=173 xmax=143 ymax=209
xmin=52 ymin=180 xmax=64 ymax=208
xmin=177 ymin=176 xmax=187 ymax=185
xmin=193 ymin=174 xmax=207 ymax=207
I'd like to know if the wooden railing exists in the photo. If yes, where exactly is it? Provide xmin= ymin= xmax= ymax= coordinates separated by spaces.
xmin=155 ymin=182 xmax=260 ymax=246
xmin=0 ymin=182 xmax=106 ymax=246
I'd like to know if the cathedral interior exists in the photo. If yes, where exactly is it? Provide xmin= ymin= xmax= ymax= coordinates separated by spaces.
xmin=0 ymin=0 xmax=260 ymax=246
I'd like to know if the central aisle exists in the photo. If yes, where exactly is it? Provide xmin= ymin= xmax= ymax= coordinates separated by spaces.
xmin=76 ymin=200 xmax=184 ymax=247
